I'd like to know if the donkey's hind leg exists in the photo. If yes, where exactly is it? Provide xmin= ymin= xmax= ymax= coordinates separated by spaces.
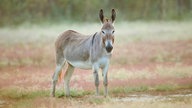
xmin=51 ymin=61 xmax=65 ymax=97
xmin=64 ymin=63 xmax=74 ymax=97
xmin=51 ymin=51 xmax=65 ymax=97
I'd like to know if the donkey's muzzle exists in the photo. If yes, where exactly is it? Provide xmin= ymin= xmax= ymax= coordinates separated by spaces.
xmin=106 ymin=45 xmax=113 ymax=53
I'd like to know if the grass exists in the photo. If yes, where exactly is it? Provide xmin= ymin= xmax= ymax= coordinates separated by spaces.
xmin=111 ymin=86 xmax=149 ymax=95
xmin=0 ymin=87 xmax=93 ymax=101
xmin=0 ymin=84 xmax=184 ymax=101
xmin=156 ymin=65 xmax=192 ymax=78
xmin=1 ymin=85 xmax=191 ymax=108
xmin=110 ymin=84 xmax=192 ymax=96
xmin=0 ymin=21 xmax=192 ymax=107
xmin=0 ymin=88 xmax=49 ymax=100
xmin=154 ymin=84 xmax=178 ymax=91
xmin=168 ymin=96 xmax=192 ymax=104
xmin=1 ymin=21 xmax=192 ymax=45
xmin=109 ymin=64 xmax=192 ymax=82
xmin=1 ymin=21 xmax=192 ymax=68
xmin=56 ymin=89 xmax=91 ymax=98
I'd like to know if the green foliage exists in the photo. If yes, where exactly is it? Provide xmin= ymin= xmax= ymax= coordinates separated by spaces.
xmin=0 ymin=0 xmax=192 ymax=26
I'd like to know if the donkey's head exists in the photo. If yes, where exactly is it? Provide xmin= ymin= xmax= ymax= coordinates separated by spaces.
xmin=99 ymin=9 xmax=116 ymax=53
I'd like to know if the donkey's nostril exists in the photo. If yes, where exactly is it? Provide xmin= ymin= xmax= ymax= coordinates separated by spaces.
xmin=106 ymin=45 xmax=113 ymax=53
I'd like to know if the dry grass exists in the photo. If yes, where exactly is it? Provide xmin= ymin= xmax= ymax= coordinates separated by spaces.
xmin=1 ymin=88 xmax=191 ymax=108
xmin=0 ymin=21 xmax=192 ymax=108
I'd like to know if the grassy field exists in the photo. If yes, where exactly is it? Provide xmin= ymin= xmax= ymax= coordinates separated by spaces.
xmin=0 ymin=21 xmax=192 ymax=108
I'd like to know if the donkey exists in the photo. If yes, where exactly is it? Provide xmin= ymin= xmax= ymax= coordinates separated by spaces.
xmin=51 ymin=9 xmax=116 ymax=97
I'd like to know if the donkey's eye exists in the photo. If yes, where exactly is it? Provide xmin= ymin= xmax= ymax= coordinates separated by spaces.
xmin=102 ymin=31 xmax=105 ymax=34
xmin=112 ymin=30 xmax=115 ymax=34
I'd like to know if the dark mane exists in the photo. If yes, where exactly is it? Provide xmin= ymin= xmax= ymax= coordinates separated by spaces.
xmin=105 ymin=18 xmax=109 ymax=22
xmin=92 ymin=32 xmax=97 ymax=45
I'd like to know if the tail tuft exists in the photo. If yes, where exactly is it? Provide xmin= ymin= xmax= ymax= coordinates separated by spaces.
xmin=58 ymin=70 xmax=63 ymax=83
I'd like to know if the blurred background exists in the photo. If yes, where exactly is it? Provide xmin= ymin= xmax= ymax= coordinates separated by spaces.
xmin=0 ymin=0 xmax=192 ymax=108
xmin=0 ymin=0 xmax=192 ymax=26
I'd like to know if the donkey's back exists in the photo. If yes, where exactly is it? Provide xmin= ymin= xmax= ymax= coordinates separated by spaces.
xmin=55 ymin=30 xmax=90 ymax=51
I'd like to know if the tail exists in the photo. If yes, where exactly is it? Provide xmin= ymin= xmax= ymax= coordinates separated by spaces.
xmin=58 ymin=69 xmax=64 ymax=83
xmin=57 ymin=60 xmax=66 ymax=83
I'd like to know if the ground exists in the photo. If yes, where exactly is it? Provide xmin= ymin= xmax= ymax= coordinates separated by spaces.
xmin=0 ymin=21 xmax=192 ymax=108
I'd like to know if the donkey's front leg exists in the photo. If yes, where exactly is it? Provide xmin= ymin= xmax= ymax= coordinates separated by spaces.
xmin=93 ymin=65 xmax=99 ymax=96
xmin=102 ymin=64 xmax=109 ymax=97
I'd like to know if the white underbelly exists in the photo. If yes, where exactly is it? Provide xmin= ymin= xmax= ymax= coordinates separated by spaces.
xmin=67 ymin=56 xmax=110 ymax=70
xmin=67 ymin=61 xmax=92 ymax=69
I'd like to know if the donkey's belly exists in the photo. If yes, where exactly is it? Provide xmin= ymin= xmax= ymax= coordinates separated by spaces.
xmin=67 ymin=61 xmax=92 ymax=69
xmin=67 ymin=56 xmax=110 ymax=70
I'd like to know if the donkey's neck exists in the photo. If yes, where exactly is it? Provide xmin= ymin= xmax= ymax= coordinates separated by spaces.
xmin=90 ymin=32 xmax=110 ymax=63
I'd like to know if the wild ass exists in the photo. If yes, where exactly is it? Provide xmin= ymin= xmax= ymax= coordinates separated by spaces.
xmin=51 ymin=9 xmax=116 ymax=97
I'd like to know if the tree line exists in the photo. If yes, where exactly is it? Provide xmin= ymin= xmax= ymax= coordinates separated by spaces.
xmin=0 ymin=0 xmax=191 ymax=26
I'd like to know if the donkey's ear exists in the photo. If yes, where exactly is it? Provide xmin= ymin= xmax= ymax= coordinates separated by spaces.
xmin=111 ymin=9 xmax=116 ymax=23
xmin=99 ymin=9 xmax=104 ymax=23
